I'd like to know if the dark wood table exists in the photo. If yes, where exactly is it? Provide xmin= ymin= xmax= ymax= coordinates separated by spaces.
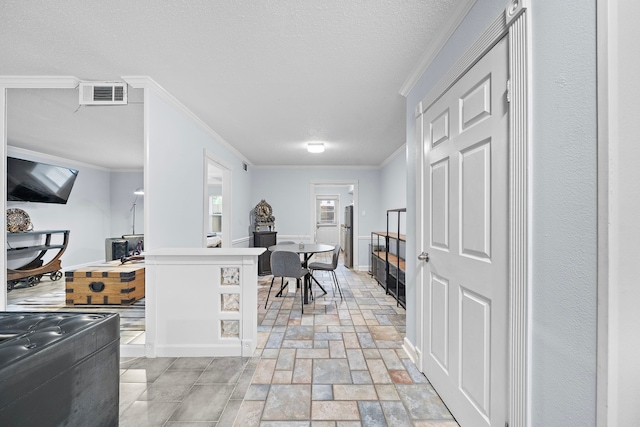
xmin=268 ymin=243 xmax=334 ymax=304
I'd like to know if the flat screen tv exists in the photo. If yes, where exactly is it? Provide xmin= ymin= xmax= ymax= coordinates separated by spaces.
xmin=7 ymin=157 xmax=79 ymax=204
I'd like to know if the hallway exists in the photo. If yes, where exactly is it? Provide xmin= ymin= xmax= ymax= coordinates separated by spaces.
xmin=118 ymin=258 xmax=458 ymax=426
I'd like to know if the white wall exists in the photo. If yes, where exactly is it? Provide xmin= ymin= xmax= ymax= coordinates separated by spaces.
xmin=531 ymin=2 xmax=597 ymax=425
xmin=145 ymin=89 xmax=253 ymax=250
xmin=380 ymin=148 xmax=407 ymax=234
xmin=405 ymin=1 xmax=598 ymax=425
xmin=232 ymin=163 xmax=252 ymax=246
xmin=250 ymin=167 xmax=382 ymax=268
xmin=110 ymin=171 xmax=144 ymax=237
xmin=7 ymin=147 xmax=111 ymax=268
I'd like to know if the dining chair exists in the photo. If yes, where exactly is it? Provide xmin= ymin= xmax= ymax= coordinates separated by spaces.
xmin=265 ymin=250 xmax=309 ymax=312
xmin=275 ymin=239 xmax=307 ymax=283
xmin=308 ymin=244 xmax=343 ymax=299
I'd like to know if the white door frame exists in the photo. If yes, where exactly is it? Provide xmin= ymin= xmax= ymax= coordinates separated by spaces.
xmin=203 ymin=151 xmax=232 ymax=248
xmin=310 ymin=180 xmax=358 ymax=268
xmin=0 ymin=77 xmax=81 ymax=311
xmin=0 ymin=76 xmax=149 ymax=357
xmin=414 ymin=2 xmax=530 ymax=426
xmin=596 ymin=1 xmax=640 ymax=425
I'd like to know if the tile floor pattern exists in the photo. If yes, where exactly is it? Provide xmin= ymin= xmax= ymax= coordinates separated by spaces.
xmin=119 ymin=257 xmax=459 ymax=426
xmin=6 ymin=276 xmax=146 ymax=344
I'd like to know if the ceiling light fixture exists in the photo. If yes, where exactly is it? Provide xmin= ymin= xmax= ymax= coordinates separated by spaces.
xmin=307 ymin=142 xmax=325 ymax=153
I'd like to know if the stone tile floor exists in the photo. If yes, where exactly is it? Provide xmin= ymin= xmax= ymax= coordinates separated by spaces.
xmin=118 ymin=257 xmax=459 ymax=426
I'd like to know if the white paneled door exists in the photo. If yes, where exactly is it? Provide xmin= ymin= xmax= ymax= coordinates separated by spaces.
xmin=420 ymin=37 xmax=509 ymax=427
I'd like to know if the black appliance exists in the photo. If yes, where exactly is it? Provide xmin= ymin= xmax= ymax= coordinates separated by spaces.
xmin=342 ymin=205 xmax=354 ymax=268
xmin=7 ymin=156 xmax=79 ymax=204
xmin=105 ymin=238 xmax=129 ymax=261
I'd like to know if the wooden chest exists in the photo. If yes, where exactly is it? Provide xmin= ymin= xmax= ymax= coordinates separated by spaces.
xmin=65 ymin=263 xmax=145 ymax=305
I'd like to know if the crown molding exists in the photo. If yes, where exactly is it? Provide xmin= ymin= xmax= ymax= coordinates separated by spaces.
xmin=251 ymin=164 xmax=379 ymax=170
xmin=399 ymin=0 xmax=477 ymax=97
xmin=380 ymin=143 xmax=406 ymax=168
xmin=251 ymin=145 xmax=407 ymax=170
xmin=110 ymin=168 xmax=145 ymax=173
xmin=0 ymin=76 xmax=79 ymax=89
xmin=122 ymin=76 xmax=253 ymax=167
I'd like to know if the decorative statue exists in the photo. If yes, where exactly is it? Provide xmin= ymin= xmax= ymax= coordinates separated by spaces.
xmin=253 ymin=199 xmax=275 ymax=231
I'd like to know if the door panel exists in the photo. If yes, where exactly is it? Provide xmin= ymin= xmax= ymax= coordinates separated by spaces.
xmin=459 ymin=286 xmax=491 ymax=418
xmin=420 ymin=36 xmax=508 ymax=427
xmin=460 ymin=76 xmax=492 ymax=130
xmin=431 ymin=158 xmax=450 ymax=250
xmin=429 ymin=273 xmax=449 ymax=371
xmin=431 ymin=109 xmax=450 ymax=147
xmin=460 ymin=140 xmax=491 ymax=260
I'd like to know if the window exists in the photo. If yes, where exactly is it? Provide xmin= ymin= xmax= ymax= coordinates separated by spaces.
xmin=210 ymin=196 xmax=222 ymax=214
xmin=317 ymin=198 xmax=337 ymax=225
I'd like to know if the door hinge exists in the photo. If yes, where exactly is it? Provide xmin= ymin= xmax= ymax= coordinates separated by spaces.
xmin=506 ymin=79 xmax=512 ymax=103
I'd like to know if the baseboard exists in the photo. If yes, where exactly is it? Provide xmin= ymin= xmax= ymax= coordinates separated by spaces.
xmin=152 ymin=343 xmax=244 ymax=357
xmin=120 ymin=343 xmax=145 ymax=358
xmin=403 ymin=336 xmax=419 ymax=366
xmin=241 ymin=339 xmax=256 ymax=357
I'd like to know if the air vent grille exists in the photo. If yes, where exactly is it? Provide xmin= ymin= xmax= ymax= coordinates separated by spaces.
xmin=114 ymin=86 xmax=124 ymax=101
xmin=79 ymin=82 xmax=128 ymax=105
xmin=93 ymin=86 xmax=115 ymax=101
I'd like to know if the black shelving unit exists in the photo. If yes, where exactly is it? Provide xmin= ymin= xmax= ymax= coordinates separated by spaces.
xmin=370 ymin=208 xmax=406 ymax=307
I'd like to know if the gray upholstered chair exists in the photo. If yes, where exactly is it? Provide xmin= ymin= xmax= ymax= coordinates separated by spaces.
xmin=309 ymin=244 xmax=343 ymax=299
xmin=265 ymin=250 xmax=309 ymax=312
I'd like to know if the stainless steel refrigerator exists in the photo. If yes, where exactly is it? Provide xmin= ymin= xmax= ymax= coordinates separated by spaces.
xmin=342 ymin=205 xmax=354 ymax=268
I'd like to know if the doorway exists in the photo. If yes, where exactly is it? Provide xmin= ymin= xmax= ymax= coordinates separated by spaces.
xmin=414 ymin=4 xmax=531 ymax=425
xmin=204 ymin=152 xmax=232 ymax=248
xmin=418 ymin=36 xmax=509 ymax=427
xmin=310 ymin=180 xmax=358 ymax=268
xmin=315 ymin=194 xmax=340 ymax=246
xmin=1 ymin=80 xmax=147 ymax=352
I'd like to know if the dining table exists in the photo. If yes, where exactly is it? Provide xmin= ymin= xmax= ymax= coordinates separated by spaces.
xmin=267 ymin=242 xmax=334 ymax=304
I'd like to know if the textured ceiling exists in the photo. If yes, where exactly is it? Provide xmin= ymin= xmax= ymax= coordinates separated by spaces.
xmin=6 ymin=88 xmax=144 ymax=170
xmin=0 ymin=0 xmax=460 ymax=168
